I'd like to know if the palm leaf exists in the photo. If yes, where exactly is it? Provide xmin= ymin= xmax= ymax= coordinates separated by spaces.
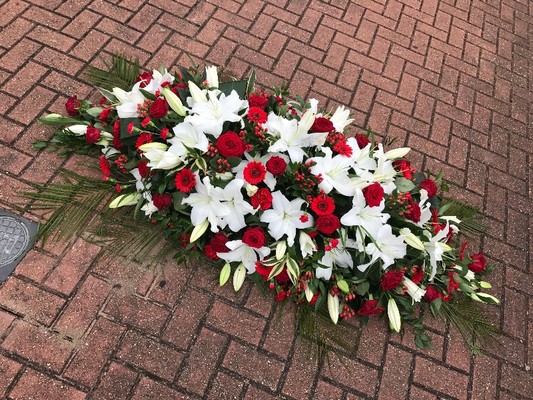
xmin=84 ymin=54 xmax=141 ymax=91
xmin=441 ymin=198 xmax=485 ymax=235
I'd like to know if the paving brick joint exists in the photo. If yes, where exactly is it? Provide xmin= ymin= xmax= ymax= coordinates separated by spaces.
xmin=0 ymin=0 xmax=531 ymax=399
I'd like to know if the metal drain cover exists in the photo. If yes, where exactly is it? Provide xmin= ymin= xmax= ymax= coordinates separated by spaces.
xmin=0 ymin=210 xmax=38 ymax=282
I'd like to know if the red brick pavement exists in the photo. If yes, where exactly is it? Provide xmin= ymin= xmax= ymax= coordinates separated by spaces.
xmin=0 ymin=0 xmax=532 ymax=399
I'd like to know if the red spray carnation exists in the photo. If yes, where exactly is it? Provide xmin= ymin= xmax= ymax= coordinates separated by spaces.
xmin=216 ymin=131 xmax=245 ymax=157
xmin=136 ymin=132 xmax=153 ymax=150
xmin=112 ymin=119 xmax=123 ymax=149
xmin=447 ymin=272 xmax=459 ymax=292
xmin=275 ymin=268 xmax=291 ymax=283
xmin=136 ymin=71 xmax=153 ymax=88
xmin=266 ymin=156 xmax=287 ymax=176
xmin=310 ymin=193 xmax=335 ymax=216
xmin=152 ymin=193 xmax=172 ymax=210
xmin=410 ymin=265 xmax=424 ymax=285
xmin=248 ymin=94 xmax=268 ymax=109
xmin=159 ymin=127 xmax=169 ymax=140
xmin=99 ymin=156 xmax=111 ymax=180
xmin=405 ymin=201 xmax=421 ymax=223
xmin=424 ymin=285 xmax=443 ymax=302
xmin=380 ymin=269 xmax=405 ymax=291
xmin=333 ymin=141 xmax=353 ymax=157
xmin=274 ymin=291 xmax=288 ymax=301
xmin=468 ymin=253 xmax=486 ymax=273
xmin=243 ymin=161 xmax=267 ymax=184
xmin=138 ymin=161 xmax=150 ymax=178
xmin=149 ymin=97 xmax=169 ymax=119
xmin=99 ymin=108 xmax=111 ymax=123
xmin=354 ymin=134 xmax=370 ymax=149
xmin=86 ymin=126 xmax=101 ymax=144
xmin=65 ymin=96 xmax=80 ymax=116
xmin=255 ymin=262 xmax=272 ymax=280
xmin=247 ymin=107 xmax=267 ymax=124
xmin=204 ymin=244 xmax=218 ymax=260
xmin=363 ymin=182 xmax=384 ymax=207
xmin=393 ymin=159 xmax=414 ymax=180
xmin=250 ymin=188 xmax=273 ymax=210
xmin=175 ymin=169 xmax=196 ymax=193
xmin=420 ymin=178 xmax=438 ymax=198
xmin=210 ymin=232 xmax=230 ymax=253
xmin=242 ymin=227 xmax=266 ymax=248
xmin=310 ymin=117 xmax=334 ymax=133
xmin=357 ymin=299 xmax=385 ymax=315
xmin=316 ymin=214 xmax=340 ymax=235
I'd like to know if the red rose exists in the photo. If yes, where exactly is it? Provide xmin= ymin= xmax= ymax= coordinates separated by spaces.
xmin=243 ymin=161 xmax=266 ymax=184
xmin=310 ymin=193 xmax=335 ymax=216
xmin=250 ymin=188 xmax=273 ymax=210
xmin=175 ymin=169 xmax=196 ymax=193
xmin=248 ymin=94 xmax=268 ymax=109
xmin=210 ymin=232 xmax=230 ymax=253
xmin=393 ymin=159 xmax=414 ymax=180
xmin=65 ymin=96 xmax=80 ymax=116
xmin=247 ymin=107 xmax=267 ymax=124
xmin=204 ymin=244 xmax=219 ymax=260
xmin=380 ymin=269 xmax=404 ymax=291
xmin=255 ymin=262 xmax=272 ymax=280
xmin=152 ymin=193 xmax=172 ymax=210
xmin=316 ymin=214 xmax=340 ymax=235
xmin=216 ymin=131 xmax=245 ymax=158
xmin=135 ymin=132 xmax=153 ymax=150
xmin=405 ymin=201 xmax=421 ymax=223
xmin=99 ymin=156 xmax=111 ymax=180
xmin=468 ymin=253 xmax=486 ymax=273
xmin=136 ymin=71 xmax=153 ymax=88
xmin=420 ymin=179 xmax=437 ymax=198
xmin=363 ymin=182 xmax=384 ymax=207
xmin=86 ymin=126 xmax=101 ymax=144
xmin=424 ymin=285 xmax=443 ymax=302
xmin=310 ymin=117 xmax=334 ymax=133
xmin=242 ymin=227 xmax=266 ymax=248
xmin=357 ymin=299 xmax=385 ymax=315
xmin=266 ymin=156 xmax=287 ymax=176
xmin=138 ymin=161 xmax=150 ymax=178
xmin=355 ymin=134 xmax=370 ymax=149
xmin=149 ymin=97 xmax=169 ymax=119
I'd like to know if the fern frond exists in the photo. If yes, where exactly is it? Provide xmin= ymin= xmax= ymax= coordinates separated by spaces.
xmin=440 ymin=198 xmax=486 ymax=235
xmin=84 ymin=54 xmax=141 ymax=91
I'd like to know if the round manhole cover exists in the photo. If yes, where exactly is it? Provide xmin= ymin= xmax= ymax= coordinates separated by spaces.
xmin=0 ymin=216 xmax=31 ymax=267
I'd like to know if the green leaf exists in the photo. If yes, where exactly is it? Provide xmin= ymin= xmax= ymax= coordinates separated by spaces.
xmin=219 ymin=80 xmax=247 ymax=97
xmin=85 ymin=107 xmax=104 ymax=118
xmin=246 ymin=70 xmax=256 ymax=96
xmin=84 ymin=54 xmax=141 ymax=91
xmin=32 ymin=141 xmax=49 ymax=150
xmin=38 ymin=114 xmax=86 ymax=126
xmin=219 ymin=263 xmax=231 ymax=286
xmin=395 ymin=177 xmax=415 ymax=192
xmin=355 ymin=281 xmax=370 ymax=296
xmin=139 ymin=89 xmax=157 ymax=101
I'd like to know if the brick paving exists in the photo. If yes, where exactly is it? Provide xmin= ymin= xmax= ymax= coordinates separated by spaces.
xmin=0 ymin=0 xmax=531 ymax=399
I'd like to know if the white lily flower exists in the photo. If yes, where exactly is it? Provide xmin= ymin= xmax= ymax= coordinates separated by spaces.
xmin=130 ymin=167 xmax=152 ymax=192
xmin=403 ymin=276 xmax=426 ymax=303
xmin=316 ymin=239 xmax=358 ymax=281
xmin=357 ymin=225 xmax=407 ymax=272
xmin=219 ymin=179 xmax=255 ymax=232
xmin=171 ymin=121 xmax=209 ymax=153
xmin=140 ymin=69 xmax=174 ymax=94
xmin=142 ymin=145 xmax=183 ymax=170
xmin=340 ymin=189 xmax=390 ymax=238
xmin=141 ymin=199 xmax=159 ymax=217
xmin=309 ymin=147 xmax=355 ymax=196
xmin=186 ymin=90 xmax=248 ymax=138
xmin=205 ymin=66 xmax=219 ymax=88
xmin=330 ymin=105 xmax=354 ymax=132
xmin=187 ymin=81 xmax=208 ymax=104
xmin=308 ymin=98 xmax=319 ymax=114
xmin=454 ymin=265 xmax=475 ymax=281
xmin=346 ymin=139 xmax=376 ymax=171
xmin=299 ymin=231 xmax=316 ymax=259
xmin=112 ymin=87 xmax=145 ymax=119
xmin=416 ymin=189 xmax=433 ymax=227
xmin=264 ymin=113 xmax=327 ymax=163
xmin=217 ymin=240 xmax=271 ymax=273
xmin=423 ymin=223 xmax=452 ymax=281
xmin=181 ymin=176 xmax=230 ymax=232
xmin=357 ymin=144 xmax=397 ymax=194
xmin=260 ymin=191 xmax=313 ymax=246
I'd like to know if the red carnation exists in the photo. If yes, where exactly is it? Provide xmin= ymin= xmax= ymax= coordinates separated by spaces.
xmin=363 ymin=182 xmax=384 ymax=207
xmin=250 ymin=188 xmax=273 ymax=210
xmin=468 ymin=253 xmax=486 ymax=273
xmin=216 ymin=131 xmax=245 ymax=158
xmin=65 ymin=96 xmax=80 ymax=116
xmin=355 ymin=134 xmax=370 ymax=149
xmin=152 ymin=193 xmax=173 ymax=210
xmin=149 ymin=97 xmax=169 ymax=119
xmin=243 ymin=161 xmax=267 ymax=184
xmin=247 ymin=107 xmax=267 ymax=124
xmin=420 ymin=178 xmax=438 ymax=198
xmin=86 ymin=126 xmax=101 ymax=144
xmin=210 ymin=232 xmax=230 ymax=253
xmin=136 ymin=71 xmax=153 ymax=88
xmin=410 ymin=265 xmax=424 ymax=285
xmin=248 ymin=94 xmax=268 ymax=109
xmin=357 ymin=299 xmax=385 ymax=315
xmin=405 ymin=201 xmax=421 ymax=223
xmin=424 ymin=285 xmax=443 ymax=302
xmin=333 ymin=141 xmax=353 ymax=157
xmin=316 ymin=214 xmax=340 ymax=235
xmin=393 ymin=159 xmax=414 ymax=180
xmin=99 ymin=108 xmax=111 ymax=124
xmin=138 ymin=161 xmax=150 ymax=178
xmin=242 ymin=227 xmax=266 ymax=248
xmin=135 ymin=132 xmax=153 ymax=150
xmin=266 ymin=156 xmax=287 ymax=176
xmin=99 ymin=155 xmax=111 ymax=180
xmin=380 ymin=269 xmax=405 ymax=291
xmin=204 ymin=244 xmax=218 ymax=260
xmin=310 ymin=117 xmax=334 ymax=133
xmin=255 ymin=262 xmax=272 ymax=280
xmin=175 ymin=169 xmax=196 ymax=193
xmin=310 ymin=193 xmax=335 ymax=216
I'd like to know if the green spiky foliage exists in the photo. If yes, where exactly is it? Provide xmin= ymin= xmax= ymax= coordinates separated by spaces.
xmin=440 ymin=198 xmax=485 ymax=236
xmin=84 ymin=53 xmax=141 ymax=91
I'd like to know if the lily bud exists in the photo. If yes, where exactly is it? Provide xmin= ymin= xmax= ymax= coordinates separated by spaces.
xmin=205 ymin=66 xmax=219 ymax=88
xmin=305 ymin=286 xmax=314 ymax=303
xmin=298 ymin=109 xmax=315 ymax=133
xmin=275 ymin=241 xmax=287 ymax=260
xmin=162 ymin=87 xmax=186 ymax=116
xmin=385 ymin=147 xmax=411 ymax=160
xmin=402 ymin=277 xmax=426 ymax=303
xmin=472 ymin=292 xmax=500 ymax=304
xmin=400 ymin=228 xmax=425 ymax=251
xmin=138 ymin=142 xmax=168 ymax=152
xmin=188 ymin=81 xmax=207 ymax=103
xmin=109 ymin=193 xmax=141 ymax=208
xmin=246 ymin=184 xmax=258 ymax=196
xmin=189 ymin=219 xmax=209 ymax=242
xmin=387 ymin=298 xmax=401 ymax=333
xmin=233 ymin=263 xmax=246 ymax=292
xmin=327 ymin=293 xmax=339 ymax=325
xmin=479 ymin=281 xmax=492 ymax=289
xmin=67 ymin=124 xmax=89 ymax=135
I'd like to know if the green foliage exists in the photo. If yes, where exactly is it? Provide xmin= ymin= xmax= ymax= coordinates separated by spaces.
xmin=84 ymin=54 xmax=141 ymax=91
xmin=440 ymin=198 xmax=485 ymax=236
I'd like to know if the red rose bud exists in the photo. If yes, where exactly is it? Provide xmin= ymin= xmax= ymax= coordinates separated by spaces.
xmin=266 ymin=156 xmax=287 ymax=176
xmin=250 ymin=188 xmax=273 ymax=210
xmin=315 ymin=214 xmax=340 ymax=235
xmin=393 ymin=159 xmax=414 ymax=180
xmin=152 ymin=193 xmax=173 ymax=210
xmin=468 ymin=252 xmax=486 ymax=273
xmin=380 ymin=269 xmax=405 ymax=291
xmin=354 ymin=134 xmax=370 ymax=149
xmin=310 ymin=117 xmax=334 ymax=133
xmin=242 ymin=227 xmax=266 ymax=248
xmin=357 ymin=299 xmax=385 ymax=315
xmin=86 ymin=126 xmax=101 ymax=144
xmin=424 ymin=285 xmax=442 ymax=302
xmin=248 ymin=94 xmax=268 ymax=109
xmin=310 ymin=193 xmax=335 ymax=216
xmin=136 ymin=71 xmax=153 ymax=88
xmin=363 ymin=182 xmax=384 ymax=207
xmin=420 ymin=178 xmax=438 ymax=198
xmin=149 ymin=97 xmax=169 ymax=119
xmin=216 ymin=131 xmax=245 ymax=158
xmin=65 ymin=96 xmax=81 ymax=116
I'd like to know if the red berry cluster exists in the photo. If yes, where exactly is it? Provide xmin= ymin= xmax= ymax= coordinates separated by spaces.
xmin=216 ymin=158 xmax=231 ymax=173
xmin=114 ymin=154 xmax=128 ymax=174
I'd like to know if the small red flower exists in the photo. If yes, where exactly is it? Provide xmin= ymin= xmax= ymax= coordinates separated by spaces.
xmin=266 ymin=156 xmax=287 ymax=176
xmin=380 ymin=269 xmax=405 ymax=291
xmin=310 ymin=193 xmax=335 ymax=216
xmin=243 ymin=161 xmax=267 ymax=184
xmin=255 ymin=262 xmax=272 ymax=280
xmin=141 ymin=117 xmax=151 ymax=127
xmin=65 ymin=96 xmax=80 ymax=116
xmin=99 ymin=108 xmax=111 ymax=123
xmin=299 ymin=214 xmax=309 ymax=223
xmin=447 ymin=272 xmax=459 ymax=292
xmin=274 ymin=290 xmax=288 ymax=301
xmin=112 ymin=119 xmax=123 ymax=149
xmin=468 ymin=253 xmax=486 ymax=273
xmin=410 ymin=265 xmax=424 ymax=285
xmin=250 ymin=188 xmax=273 ymax=210
xmin=420 ymin=178 xmax=438 ymax=198
xmin=405 ymin=200 xmax=421 ymax=223
xmin=152 ymin=193 xmax=173 ymax=210
xmin=315 ymin=214 xmax=340 ymax=235
xmin=204 ymin=244 xmax=218 ymax=260
xmin=247 ymin=107 xmax=267 ymax=124
xmin=175 ymin=169 xmax=196 ymax=193
xmin=127 ymin=122 xmax=135 ymax=134
xmin=393 ymin=159 xmax=414 ymax=180
xmin=135 ymin=132 xmax=153 ymax=150
xmin=242 ymin=227 xmax=266 ymax=248
xmin=216 ymin=131 xmax=245 ymax=158
xmin=160 ymin=127 xmax=169 ymax=140
xmin=357 ymin=299 xmax=384 ymax=315
xmin=99 ymin=155 xmax=111 ymax=180
xmin=363 ymin=182 xmax=384 ymax=207
xmin=86 ymin=126 xmax=101 ymax=144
